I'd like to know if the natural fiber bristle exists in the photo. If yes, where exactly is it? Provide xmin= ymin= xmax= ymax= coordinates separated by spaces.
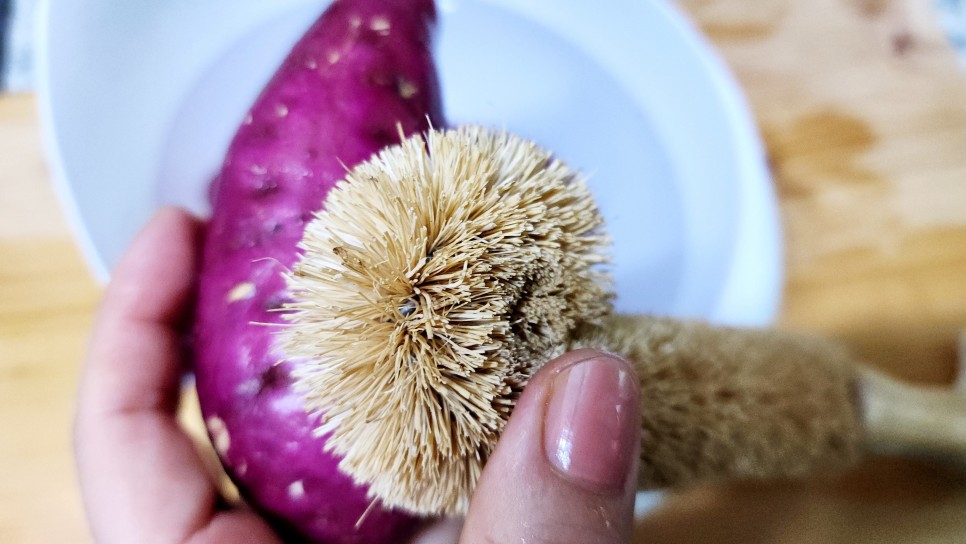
xmin=281 ymin=126 xmax=611 ymax=515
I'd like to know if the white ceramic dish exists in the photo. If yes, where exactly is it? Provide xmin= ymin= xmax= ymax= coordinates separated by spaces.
xmin=36 ymin=0 xmax=782 ymax=326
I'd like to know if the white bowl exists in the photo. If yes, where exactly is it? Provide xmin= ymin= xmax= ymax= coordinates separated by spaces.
xmin=36 ymin=0 xmax=782 ymax=326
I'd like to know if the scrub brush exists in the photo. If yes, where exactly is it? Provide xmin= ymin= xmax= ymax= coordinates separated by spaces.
xmin=281 ymin=126 xmax=966 ymax=516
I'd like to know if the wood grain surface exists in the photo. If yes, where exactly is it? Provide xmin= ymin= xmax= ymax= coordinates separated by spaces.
xmin=2 ymin=0 xmax=965 ymax=542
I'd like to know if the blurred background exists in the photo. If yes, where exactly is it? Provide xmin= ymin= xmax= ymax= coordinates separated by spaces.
xmin=2 ymin=0 xmax=966 ymax=542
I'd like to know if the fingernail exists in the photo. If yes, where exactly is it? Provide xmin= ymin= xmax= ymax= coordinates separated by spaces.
xmin=544 ymin=354 xmax=639 ymax=491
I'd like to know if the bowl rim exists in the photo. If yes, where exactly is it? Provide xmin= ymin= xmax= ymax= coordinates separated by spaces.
xmin=34 ymin=0 xmax=783 ymax=326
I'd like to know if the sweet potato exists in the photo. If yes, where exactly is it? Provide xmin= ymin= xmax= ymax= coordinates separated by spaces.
xmin=192 ymin=0 xmax=443 ymax=541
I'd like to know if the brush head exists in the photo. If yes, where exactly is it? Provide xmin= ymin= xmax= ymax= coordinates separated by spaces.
xmin=280 ymin=126 xmax=611 ymax=515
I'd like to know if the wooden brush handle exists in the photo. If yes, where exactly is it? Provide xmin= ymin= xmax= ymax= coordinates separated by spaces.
xmin=860 ymin=370 xmax=966 ymax=466
xmin=572 ymin=315 xmax=966 ymax=489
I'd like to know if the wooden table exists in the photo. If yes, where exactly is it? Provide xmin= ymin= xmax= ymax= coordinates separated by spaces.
xmin=2 ymin=0 xmax=965 ymax=542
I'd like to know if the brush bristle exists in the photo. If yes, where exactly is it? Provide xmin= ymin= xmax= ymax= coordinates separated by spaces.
xmin=281 ymin=126 xmax=611 ymax=515
xmin=573 ymin=315 xmax=864 ymax=488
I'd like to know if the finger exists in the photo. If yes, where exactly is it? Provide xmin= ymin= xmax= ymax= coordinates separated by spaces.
xmin=74 ymin=207 xmax=280 ymax=544
xmin=460 ymin=349 xmax=641 ymax=544
xmin=409 ymin=517 xmax=465 ymax=544
xmin=80 ymin=207 xmax=200 ymax=418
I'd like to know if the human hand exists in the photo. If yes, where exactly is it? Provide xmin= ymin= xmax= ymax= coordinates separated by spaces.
xmin=449 ymin=348 xmax=641 ymax=544
xmin=75 ymin=208 xmax=641 ymax=544
xmin=74 ymin=208 xmax=282 ymax=543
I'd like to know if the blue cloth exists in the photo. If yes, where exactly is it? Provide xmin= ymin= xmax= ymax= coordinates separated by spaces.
xmin=938 ymin=0 xmax=966 ymax=64
xmin=0 ymin=1 xmax=11 ymax=84
xmin=1 ymin=0 xmax=36 ymax=92
xmin=0 ymin=2 xmax=7 ymax=26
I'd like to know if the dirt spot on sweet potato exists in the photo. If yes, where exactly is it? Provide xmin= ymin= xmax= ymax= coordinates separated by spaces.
xmin=206 ymin=416 xmax=231 ymax=455
xmin=370 ymin=16 xmax=391 ymax=36
xmin=396 ymin=77 xmax=418 ymax=99
xmin=253 ymin=177 xmax=280 ymax=197
xmin=257 ymin=364 xmax=289 ymax=395
xmin=226 ymin=282 xmax=256 ymax=303
xmin=369 ymin=127 xmax=397 ymax=148
xmin=287 ymin=480 xmax=306 ymax=500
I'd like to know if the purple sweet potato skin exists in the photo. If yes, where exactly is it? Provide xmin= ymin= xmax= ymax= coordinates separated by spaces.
xmin=193 ymin=1 xmax=443 ymax=542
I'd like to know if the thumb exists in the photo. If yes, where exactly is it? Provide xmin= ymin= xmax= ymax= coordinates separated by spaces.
xmin=460 ymin=349 xmax=641 ymax=544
